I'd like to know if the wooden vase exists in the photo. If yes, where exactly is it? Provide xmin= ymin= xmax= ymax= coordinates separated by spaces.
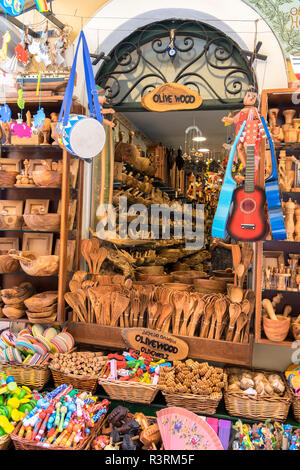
xmin=284 ymin=128 xmax=298 ymax=143
xmin=268 ymin=108 xmax=280 ymax=128
xmin=295 ymin=207 xmax=300 ymax=241
xmin=283 ymin=109 xmax=296 ymax=125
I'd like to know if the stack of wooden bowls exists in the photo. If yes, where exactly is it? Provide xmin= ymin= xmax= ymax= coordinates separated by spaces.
xmin=193 ymin=278 xmax=227 ymax=294
xmin=1 ymin=282 xmax=34 ymax=319
xmin=24 ymin=291 xmax=58 ymax=323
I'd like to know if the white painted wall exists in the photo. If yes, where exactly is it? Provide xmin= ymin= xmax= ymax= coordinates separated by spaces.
xmin=67 ymin=0 xmax=288 ymax=104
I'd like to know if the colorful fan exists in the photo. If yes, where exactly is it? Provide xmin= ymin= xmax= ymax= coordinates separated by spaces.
xmin=156 ymin=407 xmax=223 ymax=450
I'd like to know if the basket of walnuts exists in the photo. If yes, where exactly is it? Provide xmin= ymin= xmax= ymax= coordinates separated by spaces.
xmin=159 ymin=359 xmax=227 ymax=415
xmin=224 ymin=367 xmax=292 ymax=422
xmin=49 ymin=351 xmax=108 ymax=393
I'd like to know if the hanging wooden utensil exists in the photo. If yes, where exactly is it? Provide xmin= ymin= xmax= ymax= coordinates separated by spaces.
xmin=236 ymin=263 xmax=245 ymax=288
xmin=239 ymin=243 xmax=253 ymax=286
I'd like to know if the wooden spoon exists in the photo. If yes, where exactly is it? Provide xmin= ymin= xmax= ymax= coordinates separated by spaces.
xmin=233 ymin=312 xmax=248 ymax=343
xmin=236 ymin=264 xmax=245 ymax=288
xmin=243 ymin=289 xmax=255 ymax=343
xmin=64 ymin=292 xmax=86 ymax=323
xmin=239 ymin=243 xmax=253 ymax=286
xmin=187 ymin=296 xmax=205 ymax=337
xmin=214 ymin=297 xmax=228 ymax=340
xmin=200 ymin=298 xmax=216 ymax=338
xmin=81 ymin=239 xmax=93 ymax=273
xmin=148 ymin=302 xmax=157 ymax=329
xmin=180 ymin=297 xmax=195 ymax=336
xmin=95 ymin=247 xmax=108 ymax=274
xmin=172 ymin=292 xmax=188 ymax=334
xmin=156 ymin=304 xmax=173 ymax=330
xmin=228 ymin=285 xmax=243 ymax=304
xmin=226 ymin=303 xmax=241 ymax=341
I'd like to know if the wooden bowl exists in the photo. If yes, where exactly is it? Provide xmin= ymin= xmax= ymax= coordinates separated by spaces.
xmin=0 ymin=171 xmax=18 ymax=187
xmin=136 ymin=266 xmax=164 ymax=275
xmin=291 ymin=322 xmax=300 ymax=341
xmin=0 ymin=215 xmax=23 ymax=230
xmin=3 ymin=306 xmax=25 ymax=319
xmin=193 ymin=278 xmax=226 ymax=293
xmin=16 ymin=252 xmax=59 ymax=276
xmin=27 ymin=312 xmax=57 ymax=323
xmin=24 ymin=291 xmax=58 ymax=311
xmin=23 ymin=214 xmax=60 ymax=232
xmin=32 ymin=170 xmax=62 ymax=188
xmin=212 ymin=270 xmax=234 ymax=278
xmin=171 ymin=270 xmax=208 ymax=283
xmin=26 ymin=308 xmax=57 ymax=319
xmin=0 ymin=251 xmax=19 ymax=273
xmin=263 ymin=315 xmax=291 ymax=342
xmin=135 ymin=273 xmax=172 ymax=285
xmin=162 ymin=282 xmax=191 ymax=291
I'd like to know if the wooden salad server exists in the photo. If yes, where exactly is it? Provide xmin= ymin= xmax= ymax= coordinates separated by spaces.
xmin=179 ymin=296 xmax=195 ymax=336
xmin=172 ymin=291 xmax=188 ymax=334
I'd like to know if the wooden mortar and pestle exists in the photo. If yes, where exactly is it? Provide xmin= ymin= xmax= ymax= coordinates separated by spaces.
xmin=262 ymin=298 xmax=290 ymax=342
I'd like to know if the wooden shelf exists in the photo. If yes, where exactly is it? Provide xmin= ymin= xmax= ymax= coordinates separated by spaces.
xmin=263 ymin=289 xmax=300 ymax=294
xmin=67 ymin=323 xmax=254 ymax=366
xmin=256 ymin=337 xmax=294 ymax=347
xmin=0 ymin=317 xmax=65 ymax=325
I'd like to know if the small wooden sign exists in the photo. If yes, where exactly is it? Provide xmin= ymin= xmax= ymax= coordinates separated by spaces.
xmin=141 ymin=82 xmax=202 ymax=112
xmin=121 ymin=328 xmax=189 ymax=361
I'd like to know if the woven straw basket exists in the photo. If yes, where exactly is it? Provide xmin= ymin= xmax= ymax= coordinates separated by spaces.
xmin=292 ymin=395 xmax=300 ymax=423
xmin=0 ymin=362 xmax=50 ymax=390
xmin=98 ymin=377 xmax=158 ymax=404
xmin=11 ymin=414 xmax=106 ymax=451
xmin=0 ymin=434 xmax=11 ymax=450
xmin=224 ymin=367 xmax=292 ymax=422
xmin=162 ymin=391 xmax=223 ymax=415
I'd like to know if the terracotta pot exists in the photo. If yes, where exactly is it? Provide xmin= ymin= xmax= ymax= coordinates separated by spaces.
xmin=263 ymin=314 xmax=290 ymax=342
xmin=292 ymin=322 xmax=300 ymax=341
xmin=193 ymin=278 xmax=226 ymax=293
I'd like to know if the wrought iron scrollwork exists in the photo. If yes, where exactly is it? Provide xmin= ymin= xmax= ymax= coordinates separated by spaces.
xmin=96 ymin=19 xmax=254 ymax=106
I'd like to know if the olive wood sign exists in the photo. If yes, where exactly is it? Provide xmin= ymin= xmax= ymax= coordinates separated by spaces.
xmin=141 ymin=82 xmax=202 ymax=112
xmin=121 ymin=328 xmax=189 ymax=361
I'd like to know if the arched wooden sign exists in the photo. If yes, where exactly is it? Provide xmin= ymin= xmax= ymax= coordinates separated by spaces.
xmin=121 ymin=328 xmax=189 ymax=361
xmin=141 ymin=82 xmax=202 ymax=112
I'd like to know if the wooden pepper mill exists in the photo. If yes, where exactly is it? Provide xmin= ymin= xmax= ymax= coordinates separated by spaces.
xmin=285 ymin=198 xmax=296 ymax=240
xmin=295 ymin=205 xmax=300 ymax=241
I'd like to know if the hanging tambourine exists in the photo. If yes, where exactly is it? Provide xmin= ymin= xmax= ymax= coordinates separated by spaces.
xmin=56 ymin=31 xmax=106 ymax=160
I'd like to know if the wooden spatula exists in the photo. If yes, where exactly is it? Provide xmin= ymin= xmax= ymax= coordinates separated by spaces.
xmin=110 ymin=292 xmax=130 ymax=327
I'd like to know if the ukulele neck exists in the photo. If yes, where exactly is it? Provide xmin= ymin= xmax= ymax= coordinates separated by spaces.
xmin=245 ymin=144 xmax=255 ymax=193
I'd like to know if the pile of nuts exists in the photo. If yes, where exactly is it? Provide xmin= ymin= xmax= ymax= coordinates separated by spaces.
xmin=159 ymin=359 xmax=227 ymax=398
xmin=50 ymin=351 xmax=106 ymax=377
xmin=227 ymin=368 xmax=285 ymax=396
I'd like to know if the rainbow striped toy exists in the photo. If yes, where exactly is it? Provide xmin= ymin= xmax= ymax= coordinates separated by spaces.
xmin=34 ymin=0 xmax=49 ymax=12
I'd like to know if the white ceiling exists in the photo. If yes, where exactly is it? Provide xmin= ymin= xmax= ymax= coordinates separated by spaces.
xmin=123 ymin=110 xmax=233 ymax=155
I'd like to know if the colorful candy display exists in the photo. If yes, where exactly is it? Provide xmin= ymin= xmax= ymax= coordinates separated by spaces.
xmin=230 ymin=420 xmax=300 ymax=450
xmin=100 ymin=350 xmax=171 ymax=384
xmin=0 ymin=372 xmax=38 ymax=436
xmin=0 ymin=325 xmax=75 ymax=366
xmin=17 ymin=384 xmax=110 ymax=448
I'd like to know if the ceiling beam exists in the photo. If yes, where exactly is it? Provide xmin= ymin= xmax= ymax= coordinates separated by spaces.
xmin=41 ymin=10 xmax=65 ymax=31
xmin=0 ymin=12 xmax=39 ymax=38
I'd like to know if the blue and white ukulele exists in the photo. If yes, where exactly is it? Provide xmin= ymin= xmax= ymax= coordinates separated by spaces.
xmin=261 ymin=116 xmax=286 ymax=240
xmin=212 ymin=121 xmax=247 ymax=239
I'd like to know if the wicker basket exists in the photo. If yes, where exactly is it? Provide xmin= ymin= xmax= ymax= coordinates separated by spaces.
xmin=98 ymin=375 xmax=158 ymax=404
xmin=292 ymin=395 xmax=300 ymax=422
xmin=224 ymin=367 xmax=292 ymax=422
xmin=0 ymin=362 xmax=50 ymax=390
xmin=11 ymin=414 xmax=105 ymax=450
xmin=0 ymin=434 xmax=11 ymax=450
xmin=49 ymin=352 xmax=107 ymax=394
xmin=162 ymin=391 xmax=222 ymax=415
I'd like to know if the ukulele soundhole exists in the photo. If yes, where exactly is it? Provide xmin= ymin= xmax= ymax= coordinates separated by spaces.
xmin=240 ymin=198 xmax=256 ymax=214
